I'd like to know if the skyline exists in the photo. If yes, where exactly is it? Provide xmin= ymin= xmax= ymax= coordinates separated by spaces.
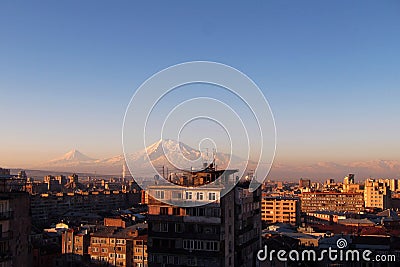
xmin=9 ymin=142 xmax=400 ymax=181
xmin=1 ymin=1 xmax=400 ymax=168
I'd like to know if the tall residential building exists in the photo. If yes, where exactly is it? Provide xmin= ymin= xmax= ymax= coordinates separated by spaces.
xmin=364 ymin=179 xmax=391 ymax=210
xmin=301 ymin=192 xmax=364 ymax=213
xmin=146 ymin=166 xmax=261 ymax=267
xmin=261 ymin=195 xmax=300 ymax=225
xmin=377 ymin=178 xmax=399 ymax=193
xmin=133 ymin=234 xmax=148 ymax=267
xmin=62 ymin=227 xmax=91 ymax=260
xmin=342 ymin=174 xmax=364 ymax=193
xmin=0 ymin=168 xmax=31 ymax=267
xmin=88 ymin=224 xmax=147 ymax=267
xmin=343 ymin=174 xmax=355 ymax=185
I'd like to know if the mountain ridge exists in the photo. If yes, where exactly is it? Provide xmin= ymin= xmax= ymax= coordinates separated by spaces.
xmin=33 ymin=140 xmax=400 ymax=180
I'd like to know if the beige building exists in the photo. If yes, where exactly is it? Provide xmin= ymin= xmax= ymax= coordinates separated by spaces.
xmin=378 ymin=178 xmax=399 ymax=193
xmin=364 ymin=179 xmax=391 ymax=210
xmin=88 ymin=224 xmax=147 ymax=267
xmin=133 ymin=235 xmax=148 ymax=267
xmin=261 ymin=195 xmax=300 ymax=225
xmin=62 ymin=227 xmax=90 ymax=259
xmin=301 ymin=192 xmax=364 ymax=213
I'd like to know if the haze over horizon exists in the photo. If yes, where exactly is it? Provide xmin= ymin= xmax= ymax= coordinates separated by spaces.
xmin=6 ymin=139 xmax=400 ymax=181
xmin=1 ymin=1 xmax=400 ymax=169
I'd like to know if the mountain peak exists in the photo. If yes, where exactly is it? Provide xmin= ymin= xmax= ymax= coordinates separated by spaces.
xmin=50 ymin=149 xmax=95 ymax=163
xmin=145 ymin=139 xmax=186 ymax=154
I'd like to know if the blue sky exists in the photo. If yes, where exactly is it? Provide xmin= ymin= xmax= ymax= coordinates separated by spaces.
xmin=1 ymin=0 xmax=399 ymax=167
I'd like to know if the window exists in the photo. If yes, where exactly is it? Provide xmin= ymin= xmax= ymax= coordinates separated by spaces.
xmin=196 ymin=192 xmax=204 ymax=200
xmin=160 ymin=222 xmax=168 ymax=232
xmin=155 ymin=190 xmax=165 ymax=199
xmin=198 ymin=208 xmax=205 ymax=216
xmin=101 ymin=248 xmax=108 ymax=253
xmin=208 ymin=192 xmax=216 ymax=201
xmin=212 ymin=208 xmax=220 ymax=217
xmin=172 ymin=207 xmax=180 ymax=215
xmin=172 ymin=191 xmax=182 ymax=199
xmin=187 ymin=258 xmax=196 ymax=266
xmin=183 ymin=240 xmax=216 ymax=251
xmin=168 ymin=256 xmax=175 ymax=264
xmin=160 ymin=207 xmax=169 ymax=215
xmin=205 ymin=241 xmax=219 ymax=251
xmin=116 ymin=239 xmax=125 ymax=245
xmin=186 ymin=191 xmax=193 ymax=200
xmin=175 ymin=223 xmax=183 ymax=233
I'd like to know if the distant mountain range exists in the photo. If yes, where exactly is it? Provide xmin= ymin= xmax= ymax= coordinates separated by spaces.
xmin=30 ymin=139 xmax=400 ymax=181
xmin=34 ymin=139 xmax=247 ymax=177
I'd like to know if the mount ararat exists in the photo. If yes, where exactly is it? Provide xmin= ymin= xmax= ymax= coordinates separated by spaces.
xmin=33 ymin=139 xmax=400 ymax=181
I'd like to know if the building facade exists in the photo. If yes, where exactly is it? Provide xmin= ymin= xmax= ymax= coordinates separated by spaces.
xmin=261 ymin=195 xmax=300 ymax=225
xmin=0 ymin=192 xmax=31 ymax=267
xmin=30 ymin=190 xmax=140 ymax=226
xmin=146 ymin=166 xmax=261 ymax=267
xmin=301 ymin=192 xmax=364 ymax=213
xmin=364 ymin=179 xmax=391 ymax=210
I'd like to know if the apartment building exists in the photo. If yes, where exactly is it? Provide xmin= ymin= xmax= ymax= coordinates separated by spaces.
xmin=364 ymin=179 xmax=391 ymax=210
xmin=61 ymin=221 xmax=148 ymax=267
xmin=30 ymin=190 xmax=141 ymax=226
xmin=146 ymin=166 xmax=261 ymax=267
xmin=301 ymin=192 xmax=364 ymax=213
xmin=88 ymin=224 xmax=147 ymax=267
xmin=261 ymin=195 xmax=300 ymax=225
xmin=0 ymin=168 xmax=31 ymax=267
xmin=133 ymin=235 xmax=148 ymax=267
xmin=62 ymin=227 xmax=90 ymax=261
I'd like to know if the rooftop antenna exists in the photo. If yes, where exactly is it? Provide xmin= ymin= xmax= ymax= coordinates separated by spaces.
xmin=212 ymin=148 xmax=216 ymax=170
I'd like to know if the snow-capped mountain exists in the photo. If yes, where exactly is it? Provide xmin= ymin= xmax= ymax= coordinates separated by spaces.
xmin=48 ymin=149 xmax=96 ymax=164
xmin=37 ymin=140 xmax=246 ymax=175
xmin=35 ymin=141 xmax=400 ymax=180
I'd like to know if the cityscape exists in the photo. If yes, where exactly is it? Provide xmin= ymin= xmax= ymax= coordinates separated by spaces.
xmin=1 ymin=151 xmax=400 ymax=266
xmin=1 ymin=1 xmax=400 ymax=267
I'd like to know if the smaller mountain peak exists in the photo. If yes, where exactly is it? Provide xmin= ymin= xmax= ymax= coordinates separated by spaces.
xmin=49 ymin=149 xmax=96 ymax=163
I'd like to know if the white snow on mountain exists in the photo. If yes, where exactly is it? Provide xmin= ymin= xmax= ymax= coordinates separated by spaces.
xmin=35 ymin=141 xmax=400 ymax=180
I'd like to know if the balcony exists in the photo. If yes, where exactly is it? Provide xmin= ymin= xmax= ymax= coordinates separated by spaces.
xmin=0 ymin=211 xmax=13 ymax=220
